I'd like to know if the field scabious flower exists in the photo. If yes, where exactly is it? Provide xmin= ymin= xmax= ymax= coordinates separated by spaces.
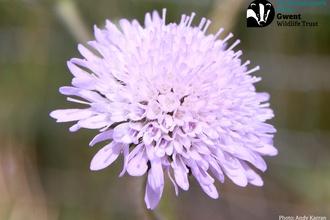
xmin=50 ymin=9 xmax=277 ymax=209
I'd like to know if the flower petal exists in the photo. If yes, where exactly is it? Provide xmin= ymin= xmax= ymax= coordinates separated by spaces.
xmin=78 ymin=114 xmax=110 ymax=129
xmin=127 ymin=150 xmax=148 ymax=176
xmin=50 ymin=109 xmax=93 ymax=123
xmin=172 ymin=154 xmax=189 ymax=191
xmin=119 ymin=144 xmax=130 ymax=177
xmin=199 ymin=183 xmax=219 ymax=199
xmin=149 ymin=157 xmax=164 ymax=189
xmin=90 ymin=142 xmax=123 ymax=171
xmin=144 ymin=170 xmax=164 ymax=210
xmin=89 ymin=130 xmax=113 ymax=146
xmin=166 ymin=167 xmax=179 ymax=196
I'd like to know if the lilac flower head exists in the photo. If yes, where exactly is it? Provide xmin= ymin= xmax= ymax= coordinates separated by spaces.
xmin=50 ymin=9 xmax=277 ymax=209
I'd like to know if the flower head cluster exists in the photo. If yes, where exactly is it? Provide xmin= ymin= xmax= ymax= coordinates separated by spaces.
xmin=50 ymin=9 xmax=277 ymax=209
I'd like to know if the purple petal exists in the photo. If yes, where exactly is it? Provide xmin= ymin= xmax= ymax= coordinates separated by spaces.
xmin=113 ymin=123 xmax=134 ymax=143
xmin=78 ymin=44 xmax=101 ymax=63
xmin=221 ymin=162 xmax=248 ymax=187
xmin=78 ymin=114 xmax=109 ymax=129
xmin=144 ymin=12 xmax=152 ymax=27
xmin=253 ymin=122 xmax=277 ymax=133
xmin=191 ymin=165 xmax=214 ymax=186
xmin=50 ymin=109 xmax=93 ymax=122
xmin=152 ymin=10 xmax=161 ymax=24
xmin=90 ymin=142 xmax=123 ymax=171
xmin=127 ymin=151 xmax=148 ymax=176
xmin=72 ymin=77 xmax=95 ymax=90
xmin=208 ymin=157 xmax=225 ymax=183
xmin=144 ymin=170 xmax=164 ymax=210
xmin=233 ymin=146 xmax=267 ymax=172
xmin=119 ymin=19 xmax=132 ymax=37
xmin=199 ymin=183 xmax=219 ymax=199
xmin=69 ymin=124 xmax=81 ymax=132
xmin=172 ymin=155 xmax=189 ymax=190
xmin=149 ymin=157 xmax=164 ymax=189
xmin=240 ymin=160 xmax=264 ymax=186
xmin=119 ymin=144 xmax=130 ymax=177
xmin=166 ymin=167 xmax=179 ymax=196
xmin=254 ymin=143 xmax=278 ymax=156
xmin=67 ymin=61 xmax=92 ymax=79
xmin=89 ymin=130 xmax=113 ymax=146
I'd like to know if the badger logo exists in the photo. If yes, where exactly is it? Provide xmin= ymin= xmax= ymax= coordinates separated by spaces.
xmin=247 ymin=0 xmax=275 ymax=27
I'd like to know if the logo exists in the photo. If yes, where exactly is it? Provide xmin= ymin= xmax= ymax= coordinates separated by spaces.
xmin=247 ymin=0 xmax=275 ymax=27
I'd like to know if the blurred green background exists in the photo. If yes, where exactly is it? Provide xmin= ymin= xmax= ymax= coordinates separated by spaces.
xmin=0 ymin=0 xmax=329 ymax=219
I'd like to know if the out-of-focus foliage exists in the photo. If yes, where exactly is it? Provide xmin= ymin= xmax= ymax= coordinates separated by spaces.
xmin=0 ymin=0 xmax=329 ymax=219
